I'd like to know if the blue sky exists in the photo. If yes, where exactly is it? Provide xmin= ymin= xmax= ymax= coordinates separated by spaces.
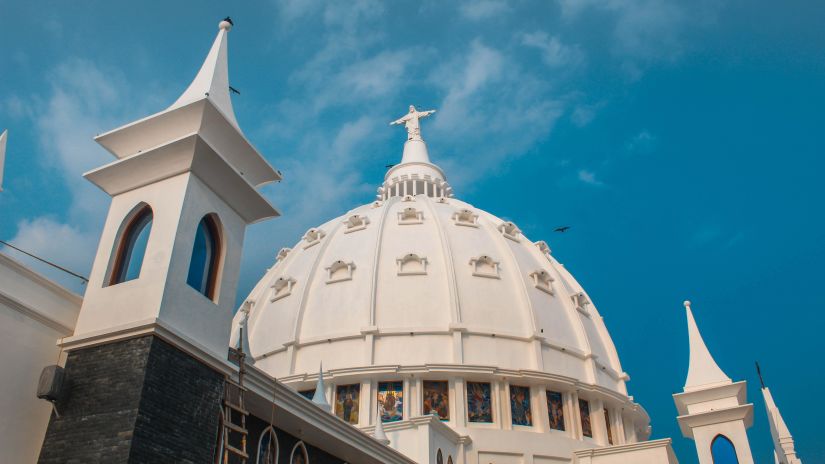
xmin=1 ymin=1 xmax=823 ymax=462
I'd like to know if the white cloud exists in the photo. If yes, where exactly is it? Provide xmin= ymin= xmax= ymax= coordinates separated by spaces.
xmin=3 ymin=58 xmax=153 ymax=293
xmin=4 ymin=217 xmax=96 ymax=292
xmin=521 ymin=32 xmax=584 ymax=68
xmin=578 ymin=169 xmax=604 ymax=186
xmin=625 ymin=130 xmax=657 ymax=154
xmin=459 ymin=0 xmax=509 ymax=21
xmin=570 ymin=101 xmax=605 ymax=127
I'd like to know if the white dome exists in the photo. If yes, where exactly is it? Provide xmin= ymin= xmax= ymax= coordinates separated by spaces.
xmin=234 ymin=122 xmax=650 ymax=458
xmin=243 ymin=193 xmax=629 ymax=393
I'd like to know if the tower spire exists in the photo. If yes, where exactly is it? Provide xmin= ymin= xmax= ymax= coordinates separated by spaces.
xmin=683 ymin=300 xmax=731 ymax=391
xmin=168 ymin=18 xmax=239 ymax=129
xmin=759 ymin=366 xmax=802 ymax=464
xmin=311 ymin=363 xmax=331 ymax=412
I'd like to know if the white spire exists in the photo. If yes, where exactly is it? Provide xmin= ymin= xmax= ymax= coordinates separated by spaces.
xmin=683 ymin=300 xmax=732 ymax=391
xmin=311 ymin=363 xmax=332 ymax=412
xmin=168 ymin=18 xmax=239 ymax=129
xmin=0 ymin=129 xmax=6 ymax=191
xmin=373 ymin=408 xmax=390 ymax=445
xmin=761 ymin=379 xmax=802 ymax=463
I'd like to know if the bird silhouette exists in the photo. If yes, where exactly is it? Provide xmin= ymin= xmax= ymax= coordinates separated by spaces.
xmin=554 ymin=226 xmax=571 ymax=233
xmin=229 ymin=86 xmax=240 ymax=95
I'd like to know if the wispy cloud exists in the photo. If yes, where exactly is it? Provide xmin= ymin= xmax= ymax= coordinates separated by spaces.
xmin=578 ymin=169 xmax=604 ymax=186
xmin=625 ymin=130 xmax=657 ymax=154
xmin=521 ymin=31 xmax=584 ymax=68
xmin=458 ymin=0 xmax=509 ymax=21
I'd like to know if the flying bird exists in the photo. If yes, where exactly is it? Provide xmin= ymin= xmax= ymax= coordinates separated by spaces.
xmin=223 ymin=16 xmax=234 ymax=26
xmin=229 ymin=86 xmax=241 ymax=95
xmin=554 ymin=226 xmax=571 ymax=233
xmin=385 ymin=164 xmax=396 ymax=169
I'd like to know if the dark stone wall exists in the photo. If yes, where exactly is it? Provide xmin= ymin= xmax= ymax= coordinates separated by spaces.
xmin=38 ymin=335 xmax=224 ymax=464
xmin=246 ymin=413 xmax=346 ymax=464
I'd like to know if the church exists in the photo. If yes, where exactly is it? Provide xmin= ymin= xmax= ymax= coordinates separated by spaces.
xmin=0 ymin=19 xmax=803 ymax=464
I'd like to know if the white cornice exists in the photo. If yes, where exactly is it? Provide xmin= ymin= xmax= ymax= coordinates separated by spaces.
xmin=360 ymin=415 xmax=472 ymax=446
xmin=0 ymin=290 xmax=75 ymax=334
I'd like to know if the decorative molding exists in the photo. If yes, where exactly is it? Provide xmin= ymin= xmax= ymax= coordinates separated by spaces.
xmin=398 ymin=207 xmax=424 ymax=225
xmin=469 ymin=255 xmax=500 ymax=279
xmin=498 ymin=221 xmax=522 ymax=242
xmin=302 ymin=227 xmax=326 ymax=249
xmin=529 ymin=270 xmax=555 ymax=295
xmin=452 ymin=209 xmax=479 ymax=228
xmin=396 ymin=253 xmax=428 ymax=276
xmin=270 ymin=276 xmax=297 ymax=301
xmin=326 ymin=260 xmax=356 ymax=284
xmin=343 ymin=214 xmax=370 ymax=233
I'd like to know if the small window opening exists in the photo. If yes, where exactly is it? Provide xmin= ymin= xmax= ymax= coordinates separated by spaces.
xmin=187 ymin=214 xmax=221 ymax=299
xmin=108 ymin=205 xmax=153 ymax=285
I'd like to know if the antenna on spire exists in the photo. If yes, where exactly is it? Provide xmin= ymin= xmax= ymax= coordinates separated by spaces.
xmin=756 ymin=361 xmax=765 ymax=389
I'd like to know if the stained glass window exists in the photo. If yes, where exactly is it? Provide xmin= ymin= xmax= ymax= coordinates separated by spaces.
xmin=466 ymin=382 xmax=493 ymax=423
xmin=510 ymin=385 xmax=532 ymax=426
xmin=546 ymin=391 xmax=565 ymax=431
xmin=334 ymin=384 xmax=360 ymax=424
xmin=604 ymin=408 xmax=613 ymax=444
xmin=579 ymin=399 xmax=593 ymax=438
xmin=422 ymin=381 xmax=449 ymax=420
xmin=377 ymin=381 xmax=404 ymax=422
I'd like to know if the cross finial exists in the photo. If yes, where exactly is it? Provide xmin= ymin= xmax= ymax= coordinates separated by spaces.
xmin=390 ymin=105 xmax=436 ymax=141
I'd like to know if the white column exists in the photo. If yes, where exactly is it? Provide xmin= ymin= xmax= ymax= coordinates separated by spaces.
xmin=453 ymin=377 xmax=466 ymax=427
xmin=535 ymin=386 xmax=549 ymax=433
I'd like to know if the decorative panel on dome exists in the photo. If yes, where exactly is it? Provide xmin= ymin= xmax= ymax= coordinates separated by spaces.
xmin=325 ymin=260 xmax=355 ymax=284
xmin=529 ymin=270 xmax=555 ymax=295
xmin=396 ymin=253 xmax=428 ymax=276
xmin=469 ymin=255 xmax=500 ymax=279
xmin=534 ymin=240 xmax=552 ymax=257
xmin=452 ymin=208 xmax=479 ymax=227
xmin=270 ymin=276 xmax=296 ymax=301
xmin=398 ymin=207 xmax=423 ymax=225
xmin=498 ymin=221 xmax=522 ymax=242
xmin=571 ymin=292 xmax=590 ymax=316
xmin=275 ymin=247 xmax=291 ymax=264
xmin=343 ymin=214 xmax=369 ymax=233
xmin=301 ymin=228 xmax=325 ymax=249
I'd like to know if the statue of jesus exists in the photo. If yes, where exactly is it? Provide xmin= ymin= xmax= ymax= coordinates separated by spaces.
xmin=390 ymin=105 xmax=436 ymax=141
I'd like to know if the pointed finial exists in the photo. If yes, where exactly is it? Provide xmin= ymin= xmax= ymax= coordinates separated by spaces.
xmin=756 ymin=361 xmax=766 ymax=389
xmin=373 ymin=408 xmax=390 ymax=445
xmin=311 ymin=363 xmax=331 ymax=412
xmin=682 ymin=299 xmax=732 ymax=391
xmin=220 ymin=17 xmax=233 ymax=31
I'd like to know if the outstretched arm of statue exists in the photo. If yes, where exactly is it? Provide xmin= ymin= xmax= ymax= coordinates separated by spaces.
xmin=420 ymin=109 xmax=436 ymax=117
xmin=389 ymin=117 xmax=406 ymax=126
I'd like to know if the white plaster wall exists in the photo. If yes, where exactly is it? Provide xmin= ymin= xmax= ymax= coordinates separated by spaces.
xmin=0 ymin=254 xmax=80 ymax=463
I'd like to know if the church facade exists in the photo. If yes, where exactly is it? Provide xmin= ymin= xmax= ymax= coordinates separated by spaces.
xmin=0 ymin=20 xmax=802 ymax=464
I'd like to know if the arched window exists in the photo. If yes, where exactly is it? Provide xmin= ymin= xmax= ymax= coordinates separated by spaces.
xmin=256 ymin=426 xmax=279 ymax=464
xmin=109 ymin=205 xmax=153 ymax=285
xmin=711 ymin=434 xmax=739 ymax=464
xmin=436 ymin=449 xmax=444 ymax=464
xmin=187 ymin=214 xmax=221 ymax=299
xmin=289 ymin=441 xmax=308 ymax=464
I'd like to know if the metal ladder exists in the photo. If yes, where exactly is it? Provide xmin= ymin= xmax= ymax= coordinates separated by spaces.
xmin=221 ymin=346 xmax=249 ymax=464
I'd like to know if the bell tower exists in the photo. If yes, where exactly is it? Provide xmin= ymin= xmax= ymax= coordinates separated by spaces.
xmin=64 ymin=18 xmax=280 ymax=359
xmin=38 ymin=19 xmax=280 ymax=463
xmin=673 ymin=301 xmax=755 ymax=464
